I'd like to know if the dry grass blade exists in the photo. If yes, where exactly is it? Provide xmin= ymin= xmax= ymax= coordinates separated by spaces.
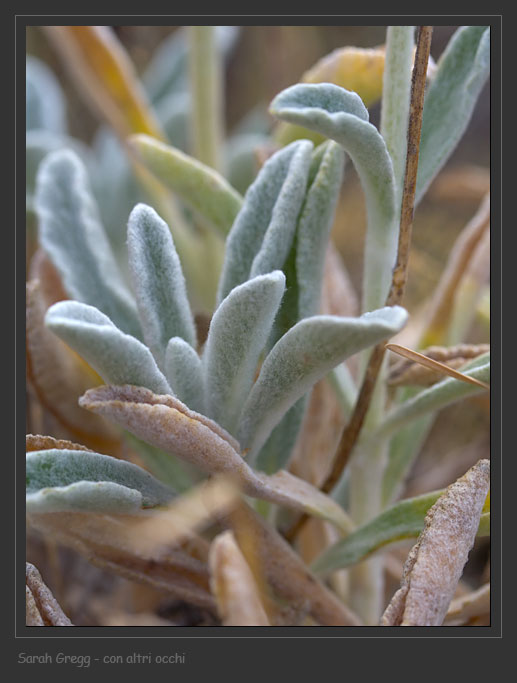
xmin=419 ymin=193 xmax=490 ymax=347
xmin=209 ymin=531 xmax=270 ymax=626
xmin=444 ymin=583 xmax=490 ymax=626
xmin=385 ymin=343 xmax=490 ymax=389
xmin=381 ymin=459 xmax=490 ymax=626
xmin=26 ymin=563 xmax=73 ymax=626
xmin=388 ymin=343 xmax=490 ymax=387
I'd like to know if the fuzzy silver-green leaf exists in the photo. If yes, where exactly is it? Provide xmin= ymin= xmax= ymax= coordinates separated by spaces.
xmin=416 ymin=26 xmax=490 ymax=203
xmin=217 ymin=140 xmax=314 ymax=304
xmin=26 ymin=448 xmax=174 ymax=513
xmin=239 ymin=306 xmax=409 ymax=462
xmin=165 ymin=337 xmax=205 ymax=415
xmin=203 ymin=271 xmax=286 ymax=434
xmin=270 ymin=83 xmax=397 ymax=312
xmin=45 ymin=301 xmax=171 ymax=395
xmin=35 ymin=149 xmax=142 ymax=338
xmin=128 ymin=203 xmax=196 ymax=369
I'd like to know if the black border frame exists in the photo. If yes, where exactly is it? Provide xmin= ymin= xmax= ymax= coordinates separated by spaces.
xmin=10 ymin=10 xmax=506 ymax=671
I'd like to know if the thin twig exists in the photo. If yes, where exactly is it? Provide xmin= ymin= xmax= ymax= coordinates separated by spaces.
xmin=285 ymin=27 xmax=433 ymax=543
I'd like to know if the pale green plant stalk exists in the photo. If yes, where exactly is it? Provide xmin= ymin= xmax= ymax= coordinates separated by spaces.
xmin=187 ymin=26 xmax=227 ymax=309
xmin=188 ymin=26 xmax=224 ymax=172
xmin=380 ymin=26 xmax=415 ymax=213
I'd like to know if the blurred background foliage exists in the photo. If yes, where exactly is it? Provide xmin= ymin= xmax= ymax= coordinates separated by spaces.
xmin=26 ymin=24 xmax=489 ymax=315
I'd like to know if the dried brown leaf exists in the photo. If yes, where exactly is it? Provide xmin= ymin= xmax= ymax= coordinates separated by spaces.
xmin=28 ymin=511 xmax=215 ymax=610
xmin=28 ymin=249 xmax=68 ymax=307
xmin=289 ymin=379 xmax=345 ymax=487
xmin=26 ymin=280 xmax=120 ymax=452
xmin=381 ymin=459 xmax=490 ymax=626
xmin=26 ymin=586 xmax=45 ymax=626
xmin=224 ymin=503 xmax=362 ymax=626
xmin=209 ymin=531 xmax=270 ymax=626
xmin=27 ymin=477 xmax=242 ymax=612
xmin=26 ymin=563 xmax=73 ymax=626
xmin=80 ymin=385 xmax=354 ymax=532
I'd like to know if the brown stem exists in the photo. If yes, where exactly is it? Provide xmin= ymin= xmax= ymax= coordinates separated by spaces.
xmin=285 ymin=27 xmax=433 ymax=542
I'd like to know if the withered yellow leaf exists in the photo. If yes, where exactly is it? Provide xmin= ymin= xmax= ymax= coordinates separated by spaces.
xmin=43 ymin=26 xmax=164 ymax=141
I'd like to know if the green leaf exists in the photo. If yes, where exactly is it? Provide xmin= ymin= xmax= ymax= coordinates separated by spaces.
xmin=129 ymin=134 xmax=243 ymax=236
xmin=45 ymin=301 xmax=171 ymax=395
xmin=26 ymin=448 xmax=175 ymax=513
xmin=165 ymin=337 xmax=205 ymax=415
xmin=217 ymin=140 xmax=314 ymax=304
xmin=127 ymin=204 xmax=197 ymax=369
xmin=374 ymin=355 xmax=490 ymax=442
xmin=203 ymin=271 xmax=286 ymax=435
xmin=26 ymin=56 xmax=66 ymax=133
xmin=35 ymin=149 xmax=142 ymax=338
xmin=239 ymin=306 xmax=408 ymax=462
xmin=312 ymin=489 xmax=490 ymax=575
xmin=270 ymin=83 xmax=397 ymax=312
xmin=382 ymin=412 xmax=435 ymax=507
xmin=254 ymin=397 xmax=307 ymax=473
xmin=296 ymin=141 xmax=345 ymax=319
xmin=416 ymin=26 xmax=490 ymax=203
